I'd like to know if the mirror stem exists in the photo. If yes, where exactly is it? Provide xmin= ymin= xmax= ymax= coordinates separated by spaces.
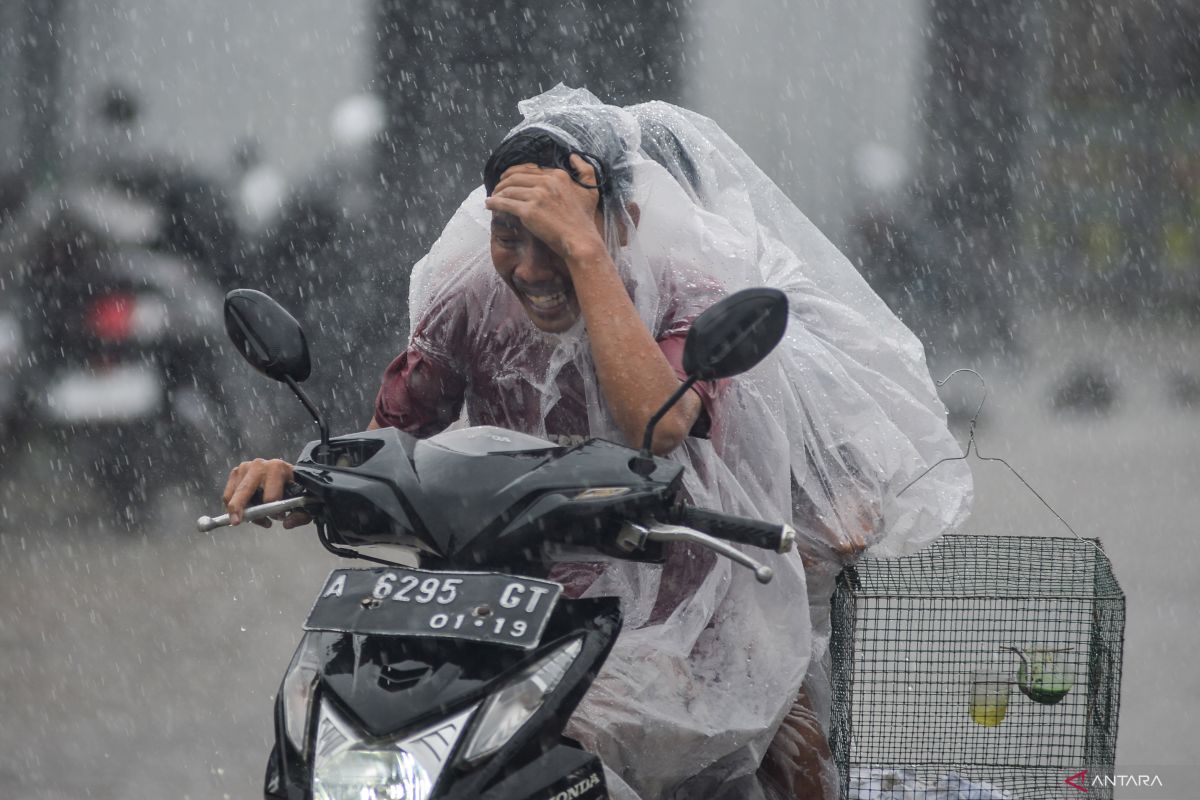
xmin=640 ymin=376 xmax=698 ymax=456
xmin=284 ymin=375 xmax=331 ymax=461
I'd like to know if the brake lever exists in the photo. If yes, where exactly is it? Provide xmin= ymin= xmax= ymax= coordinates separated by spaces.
xmin=617 ymin=521 xmax=775 ymax=584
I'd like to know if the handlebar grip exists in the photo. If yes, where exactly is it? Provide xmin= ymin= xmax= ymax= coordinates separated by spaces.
xmin=196 ymin=496 xmax=310 ymax=533
xmin=674 ymin=506 xmax=795 ymax=554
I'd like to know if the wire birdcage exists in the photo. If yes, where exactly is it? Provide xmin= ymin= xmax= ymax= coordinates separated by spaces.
xmin=830 ymin=534 xmax=1125 ymax=800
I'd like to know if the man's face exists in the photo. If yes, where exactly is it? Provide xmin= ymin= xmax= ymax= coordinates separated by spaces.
xmin=490 ymin=210 xmax=594 ymax=333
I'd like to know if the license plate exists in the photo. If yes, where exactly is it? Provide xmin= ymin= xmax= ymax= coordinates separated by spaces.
xmin=305 ymin=567 xmax=562 ymax=650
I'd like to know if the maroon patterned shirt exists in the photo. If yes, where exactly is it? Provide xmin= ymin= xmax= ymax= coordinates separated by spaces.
xmin=372 ymin=291 xmax=723 ymax=615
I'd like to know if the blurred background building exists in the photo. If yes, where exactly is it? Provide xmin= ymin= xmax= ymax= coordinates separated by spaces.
xmin=5 ymin=1 xmax=1196 ymax=377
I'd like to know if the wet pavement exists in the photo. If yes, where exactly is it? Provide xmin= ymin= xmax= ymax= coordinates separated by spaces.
xmin=0 ymin=309 xmax=1197 ymax=798
xmin=0 ymin=481 xmax=340 ymax=799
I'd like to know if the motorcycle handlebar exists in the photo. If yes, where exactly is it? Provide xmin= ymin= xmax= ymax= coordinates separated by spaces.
xmin=673 ymin=506 xmax=795 ymax=554
xmin=196 ymin=496 xmax=311 ymax=533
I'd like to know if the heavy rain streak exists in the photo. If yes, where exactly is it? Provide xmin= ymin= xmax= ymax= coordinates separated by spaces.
xmin=0 ymin=1 xmax=1196 ymax=798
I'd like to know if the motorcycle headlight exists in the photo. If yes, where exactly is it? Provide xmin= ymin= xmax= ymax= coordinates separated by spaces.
xmin=459 ymin=637 xmax=583 ymax=765
xmin=312 ymin=700 xmax=476 ymax=800
xmin=314 ymin=748 xmax=430 ymax=800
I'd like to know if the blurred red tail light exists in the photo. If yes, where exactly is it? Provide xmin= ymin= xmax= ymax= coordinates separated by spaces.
xmin=86 ymin=293 xmax=137 ymax=341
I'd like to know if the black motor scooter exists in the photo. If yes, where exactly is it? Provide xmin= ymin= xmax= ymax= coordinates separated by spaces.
xmin=201 ymin=288 xmax=796 ymax=800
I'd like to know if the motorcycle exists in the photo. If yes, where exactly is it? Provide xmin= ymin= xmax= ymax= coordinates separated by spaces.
xmin=4 ymin=182 xmax=236 ymax=519
xmin=200 ymin=287 xmax=796 ymax=799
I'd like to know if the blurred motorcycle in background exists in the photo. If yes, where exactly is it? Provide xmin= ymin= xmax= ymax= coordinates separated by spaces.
xmin=1 ymin=180 xmax=239 ymax=524
xmin=0 ymin=86 xmax=399 ymax=524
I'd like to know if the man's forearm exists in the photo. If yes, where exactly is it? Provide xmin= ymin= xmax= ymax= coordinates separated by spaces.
xmin=567 ymin=243 xmax=699 ymax=453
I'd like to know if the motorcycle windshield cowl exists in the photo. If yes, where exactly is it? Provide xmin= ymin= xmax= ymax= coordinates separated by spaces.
xmin=426 ymin=426 xmax=559 ymax=456
xmin=291 ymin=426 xmax=683 ymax=567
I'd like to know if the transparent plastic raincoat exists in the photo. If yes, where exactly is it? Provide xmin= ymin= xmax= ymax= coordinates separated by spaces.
xmin=386 ymin=86 xmax=972 ymax=799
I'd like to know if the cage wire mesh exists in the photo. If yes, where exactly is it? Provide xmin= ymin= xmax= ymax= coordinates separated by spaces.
xmin=830 ymin=534 xmax=1124 ymax=800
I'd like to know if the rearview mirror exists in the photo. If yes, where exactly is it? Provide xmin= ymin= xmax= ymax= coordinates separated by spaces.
xmin=224 ymin=289 xmax=331 ymax=458
xmin=637 ymin=287 xmax=788 ymax=460
xmin=682 ymin=287 xmax=788 ymax=380
xmin=224 ymin=289 xmax=311 ymax=382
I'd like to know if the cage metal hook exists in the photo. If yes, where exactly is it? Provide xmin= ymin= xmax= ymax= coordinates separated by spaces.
xmin=897 ymin=368 xmax=1103 ymax=557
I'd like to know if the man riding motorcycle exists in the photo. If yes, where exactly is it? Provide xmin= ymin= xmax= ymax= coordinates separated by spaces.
xmin=224 ymin=87 xmax=971 ymax=799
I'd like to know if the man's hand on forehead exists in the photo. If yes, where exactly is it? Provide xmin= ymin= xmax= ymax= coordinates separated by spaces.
xmin=485 ymin=155 xmax=605 ymax=261
xmin=493 ymin=157 xmax=599 ymax=196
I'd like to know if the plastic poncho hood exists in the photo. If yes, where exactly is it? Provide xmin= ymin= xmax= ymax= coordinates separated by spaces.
xmin=403 ymin=85 xmax=972 ymax=800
